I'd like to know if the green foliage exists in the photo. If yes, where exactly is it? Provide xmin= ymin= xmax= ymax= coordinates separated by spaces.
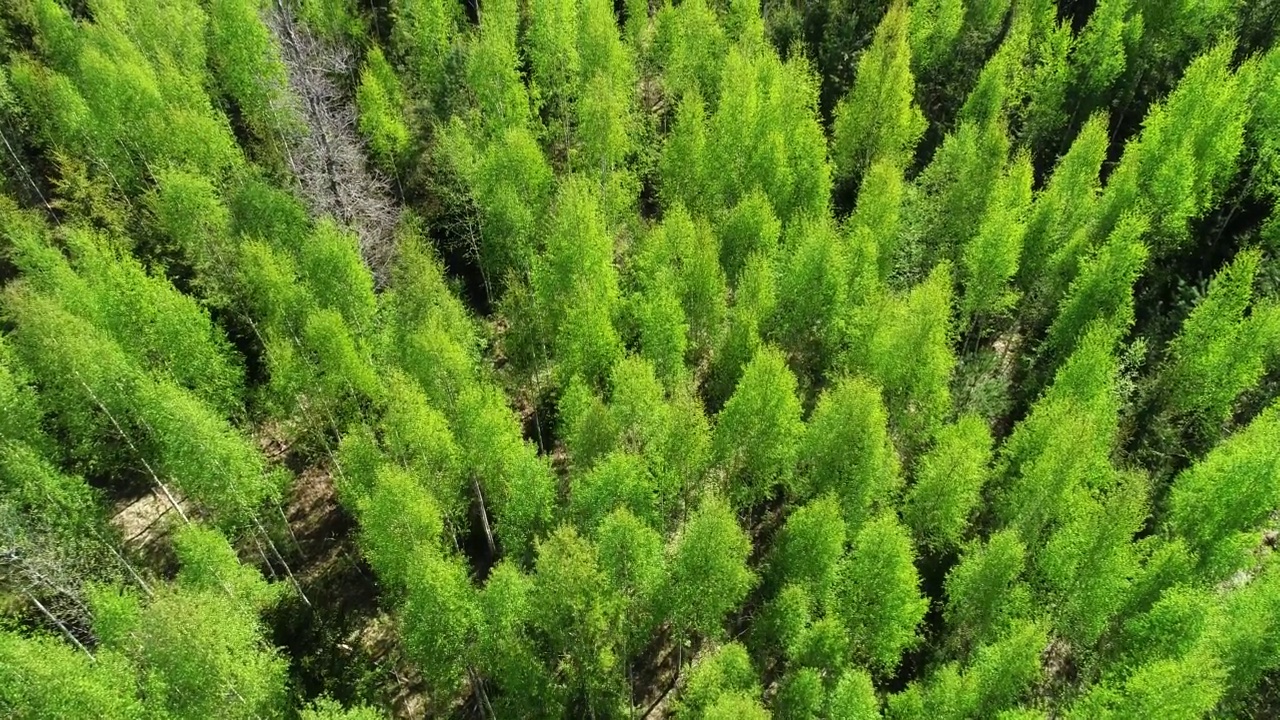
xmin=710 ymin=252 xmax=778 ymax=404
xmin=631 ymin=204 xmax=728 ymax=361
xmin=1038 ymin=472 xmax=1147 ymax=649
xmin=5 ymin=1 xmax=1280 ymax=715
xmin=904 ymin=415 xmax=993 ymax=550
xmin=849 ymin=160 xmax=905 ymax=283
xmin=1118 ymin=584 xmax=1216 ymax=668
xmin=570 ymin=450 xmax=658 ymax=530
xmin=754 ymin=583 xmax=813 ymax=661
xmin=674 ymin=642 xmax=760 ymax=718
xmin=358 ymin=465 xmax=446 ymax=590
xmin=0 ymin=322 xmax=57 ymax=457
xmin=148 ymin=169 xmax=236 ymax=300
xmin=831 ymin=1 xmax=926 ymax=180
xmin=1163 ymin=249 xmax=1280 ymax=430
xmin=1019 ymin=113 xmax=1110 ymax=300
xmin=471 ymin=125 xmax=555 ymax=286
xmin=772 ymin=494 xmax=846 ymax=603
xmin=299 ymin=698 xmax=385 ymax=720
xmin=1168 ymin=402 xmax=1280 ymax=579
xmin=703 ymin=692 xmax=771 ymax=719
xmin=775 ymin=667 xmax=823 ymax=720
xmin=0 ymin=629 xmax=142 ymax=719
xmin=706 ymin=48 xmax=832 ymax=223
xmin=299 ymin=307 xmax=382 ymax=417
xmin=174 ymin=524 xmax=279 ymax=612
xmin=4 ymin=288 xmax=277 ymax=527
xmin=961 ymin=152 xmax=1032 ymax=323
xmin=1020 ymin=4 xmax=1074 ymax=156
xmin=561 ymin=355 xmax=711 ymax=519
xmin=788 ymin=613 xmax=851 ymax=678
xmin=800 ymin=376 xmax=898 ymax=530
xmin=654 ymin=0 xmax=727 ymax=105
xmin=1069 ymin=648 xmax=1225 ymax=720
xmin=465 ymin=0 xmax=530 ymax=136
xmin=844 ymin=262 xmax=956 ymax=448
xmin=575 ymin=71 xmax=635 ymax=193
xmin=402 ymin=551 xmax=480 ymax=701
xmin=391 ymin=0 xmax=463 ymax=105
xmin=718 ymin=190 xmax=781 ymax=284
xmin=298 ymin=0 xmax=364 ymax=40
xmin=1042 ymin=214 xmax=1149 ymax=362
xmin=531 ymin=178 xmax=624 ymax=385
xmin=1070 ymin=0 xmax=1140 ymax=101
xmin=526 ymin=0 xmax=581 ymax=116
xmin=452 ymin=384 xmax=556 ymax=560
xmin=475 ymin=563 xmax=565 ymax=717
xmin=12 ymin=0 xmax=242 ymax=189
xmin=2 ymin=286 xmax=142 ymax=466
xmin=356 ymin=46 xmax=411 ymax=172
xmin=90 ymin=582 xmax=288 ymax=720
xmin=530 ymin=526 xmax=622 ymax=714
xmin=713 ymin=345 xmax=804 ymax=507
xmin=597 ymin=507 xmax=667 ymax=645
xmin=631 ymin=269 xmax=689 ymax=385
xmin=1250 ymin=45 xmax=1280 ymax=202
xmin=659 ymin=89 xmax=712 ymax=216
xmin=3 ymin=213 xmax=245 ymax=416
xmin=206 ymin=0 xmax=297 ymax=147
xmin=897 ymin=621 xmax=1046 ymax=720
xmin=836 ymin=515 xmax=928 ymax=673
xmin=828 ymin=668 xmax=880 ymax=719
xmin=912 ymin=116 xmax=1009 ymax=270
xmin=301 ymin=218 xmax=378 ymax=336
xmin=945 ymin=530 xmax=1031 ymax=653
xmin=773 ymin=216 xmax=855 ymax=373
xmin=998 ymin=325 xmax=1122 ymax=544
xmin=965 ymin=0 xmax=1012 ymax=44
xmin=380 ymin=372 xmax=465 ymax=518
xmin=1100 ymin=41 xmax=1254 ymax=248
xmin=665 ymin=497 xmax=756 ymax=641
xmin=910 ymin=0 xmax=964 ymax=74
xmin=1211 ymin=559 xmax=1280 ymax=697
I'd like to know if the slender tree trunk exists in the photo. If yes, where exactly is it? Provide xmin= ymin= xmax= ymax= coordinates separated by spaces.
xmin=468 ymin=667 xmax=496 ymax=720
xmin=105 ymin=541 xmax=153 ymax=598
xmin=1213 ymin=166 xmax=1258 ymax=246
xmin=75 ymin=373 xmax=191 ymax=524
xmin=472 ymin=477 xmax=497 ymax=558
xmin=276 ymin=501 xmax=305 ymax=557
xmin=26 ymin=590 xmax=93 ymax=661
xmin=23 ymin=565 xmax=90 ymax=617
xmin=625 ymin=634 xmax=634 ymax=720
xmin=0 ymin=128 xmax=58 ymax=222
xmin=253 ymin=536 xmax=280 ymax=580
xmin=154 ymin=480 xmax=191 ymax=525
xmin=255 ymin=518 xmax=311 ymax=607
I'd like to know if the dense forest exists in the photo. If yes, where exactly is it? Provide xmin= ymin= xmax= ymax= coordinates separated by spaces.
xmin=1 ymin=0 xmax=1279 ymax=716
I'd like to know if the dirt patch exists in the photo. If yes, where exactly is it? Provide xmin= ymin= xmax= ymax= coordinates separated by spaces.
xmin=109 ymin=487 xmax=192 ymax=571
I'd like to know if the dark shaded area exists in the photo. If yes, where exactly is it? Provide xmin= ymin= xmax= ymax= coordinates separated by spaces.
xmin=265 ymin=480 xmax=390 ymax=710
xmin=268 ymin=556 xmax=385 ymax=709
xmin=1057 ymin=0 xmax=1098 ymax=34
xmin=403 ymin=145 xmax=496 ymax=316
xmin=885 ymin=546 xmax=959 ymax=694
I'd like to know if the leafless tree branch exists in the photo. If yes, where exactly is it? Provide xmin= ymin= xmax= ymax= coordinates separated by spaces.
xmin=268 ymin=0 xmax=401 ymax=285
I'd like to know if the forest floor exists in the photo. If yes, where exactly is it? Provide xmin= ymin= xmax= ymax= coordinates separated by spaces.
xmin=271 ymin=455 xmax=436 ymax=718
xmin=104 ymin=428 xmax=433 ymax=717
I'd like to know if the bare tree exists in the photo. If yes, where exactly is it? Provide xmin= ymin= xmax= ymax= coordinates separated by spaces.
xmin=0 ymin=503 xmax=103 ymax=653
xmin=267 ymin=0 xmax=401 ymax=284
